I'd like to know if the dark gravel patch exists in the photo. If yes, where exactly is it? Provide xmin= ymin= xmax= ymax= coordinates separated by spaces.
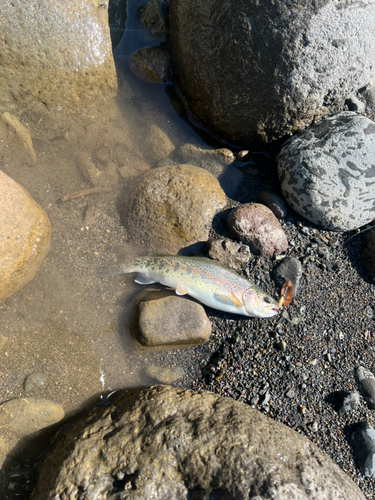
xmin=179 ymin=216 xmax=375 ymax=499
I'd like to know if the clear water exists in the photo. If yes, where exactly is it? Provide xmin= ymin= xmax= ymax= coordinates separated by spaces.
xmin=0 ymin=0 xmax=214 ymax=420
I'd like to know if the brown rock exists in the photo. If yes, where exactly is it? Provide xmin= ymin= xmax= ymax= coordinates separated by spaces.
xmin=0 ymin=0 xmax=117 ymax=112
xmin=31 ymin=385 xmax=366 ymax=500
xmin=131 ymin=290 xmax=211 ymax=350
xmin=0 ymin=398 xmax=64 ymax=438
xmin=227 ymin=203 xmax=288 ymax=257
xmin=128 ymin=46 xmax=171 ymax=83
xmin=0 ymin=171 xmax=51 ymax=302
xmin=120 ymin=164 xmax=226 ymax=253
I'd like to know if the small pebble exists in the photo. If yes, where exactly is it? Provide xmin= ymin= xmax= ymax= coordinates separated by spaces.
xmin=23 ymin=372 xmax=47 ymax=392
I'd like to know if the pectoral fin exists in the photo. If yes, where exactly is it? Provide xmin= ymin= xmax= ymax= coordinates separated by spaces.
xmin=214 ymin=291 xmax=243 ymax=308
xmin=175 ymin=284 xmax=188 ymax=296
xmin=134 ymin=273 xmax=157 ymax=285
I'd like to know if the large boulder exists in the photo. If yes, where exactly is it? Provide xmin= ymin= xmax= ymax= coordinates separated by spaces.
xmin=169 ymin=0 xmax=375 ymax=144
xmin=119 ymin=164 xmax=226 ymax=253
xmin=31 ymin=385 xmax=365 ymax=500
xmin=277 ymin=112 xmax=375 ymax=231
xmin=0 ymin=171 xmax=51 ymax=302
xmin=0 ymin=0 xmax=117 ymax=112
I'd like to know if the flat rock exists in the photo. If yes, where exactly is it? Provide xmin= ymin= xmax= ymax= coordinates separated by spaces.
xmin=0 ymin=170 xmax=51 ymax=302
xmin=131 ymin=290 xmax=211 ymax=350
xmin=355 ymin=366 xmax=375 ymax=409
xmin=170 ymin=0 xmax=375 ymax=144
xmin=31 ymin=385 xmax=365 ymax=500
xmin=278 ymin=112 xmax=375 ymax=231
xmin=0 ymin=398 xmax=64 ymax=438
xmin=227 ymin=203 xmax=288 ymax=257
xmin=119 ymin=164 xmax=226 ymax=254
xmin=1 ymin=113 xmax=36 ymax=166
xmin=352 ymin=422 xmax=375 ymax=478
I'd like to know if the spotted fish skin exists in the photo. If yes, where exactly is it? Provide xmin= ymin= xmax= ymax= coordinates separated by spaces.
xmin=111 ymin=255 xmax=279 ymax=318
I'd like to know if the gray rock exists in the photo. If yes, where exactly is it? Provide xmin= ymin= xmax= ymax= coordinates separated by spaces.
xmin=128 ymin=46 xmax=172 ymax=83
xmin=131 ymin=290 xmax=211 ymax=350
xmin=278 ymin=112 xmax=375 ymax=231
xmin=355 ymin=366 xmax=375 ymax=409
xmin=227 ymin=203 xmax=288 ymax=257
xmin=31 ymin=385 xmax=366 ymax=500
xmin=23 ymin=372 xmax=47 ymax=393
xmin=139 ymin=0 xmax=169 ymax=38
xmin=273 ymin=256 xmax=303 ymax=297
xmin=361 ymin=225 xmax=375 ymax=281
xmin=346 ymin=95 xmax=366 ymax=114
xmin=169 ymin=0 xmax=375 ymax=144
xmin=0 ymin=0 xmax=117 ymax=112
xmin=333 ymin=391 xmax=361 ymax=417
xmin=206 ymin=238 xmax=251 ymax=271
xmin=351 ymin=422 xmax=375 ymax=478
xmin=119 ymin=164 xmax=226 ymax=254
xmin=256 ymin=190 xmax=288 ymax=219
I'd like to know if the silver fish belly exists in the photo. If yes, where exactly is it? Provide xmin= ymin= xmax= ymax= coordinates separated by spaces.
xmin=109 ymin=255 xmax=279 ymax=318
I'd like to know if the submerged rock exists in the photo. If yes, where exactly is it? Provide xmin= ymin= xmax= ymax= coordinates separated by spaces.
xmin=139 ymin=0 xmax=169 ymax=38
xmin=0 ymin=398 xmax=64 ymax=438
xmin=120 ymin=164 xmax=226 ymax=254
xmin=278 ymin=112 xmax=375 ymax=231
xmin=0 ymin=170 xmax=51 ymax=302
xmin=128 ymin=46 xmax=172 ymax=83
xmin=31 ymin=385 xmax=366 ymax=500
xmin=227 ymin=203 xmax=288 ymax=257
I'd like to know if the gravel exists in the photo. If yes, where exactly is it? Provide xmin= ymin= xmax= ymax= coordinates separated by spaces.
xmin=178 ymin=215 xmax=375 ymax=498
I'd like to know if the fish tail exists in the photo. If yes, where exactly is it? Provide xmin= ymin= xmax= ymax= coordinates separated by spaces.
xmin=99 ymin=257 xmax=144 ymax=278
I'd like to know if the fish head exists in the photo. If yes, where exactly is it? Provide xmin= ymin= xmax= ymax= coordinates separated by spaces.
xmin=243 ymin=288 xmax=279 ymax=318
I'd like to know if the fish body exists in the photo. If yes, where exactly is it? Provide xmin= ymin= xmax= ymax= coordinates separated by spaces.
xmin=110 ymin=255 xmax=279 ymax=318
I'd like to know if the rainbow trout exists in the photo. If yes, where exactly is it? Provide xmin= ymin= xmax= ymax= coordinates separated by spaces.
xmin=108 ymin=255 xmax=279 ymax=318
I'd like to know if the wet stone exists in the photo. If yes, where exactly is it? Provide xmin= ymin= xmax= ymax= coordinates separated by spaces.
xmin=355 ymin=366 xmax=375 ymax=409
xmin=128 ymin=46 xmax=172 ymax=83
xmin=145 ymin=365 xmax=185 ymax=384
xmin=0 ymin=335 xmax=8 ymax=351
xmin=0 ymin=398 xmax=64 ymax=438
xmin=351 ymin=422 xmax=375 ymax=477
xmin=23 ymin=372 xmax=47 ymax=392
xmin=131 ymin=290 xmax=211 ymax=350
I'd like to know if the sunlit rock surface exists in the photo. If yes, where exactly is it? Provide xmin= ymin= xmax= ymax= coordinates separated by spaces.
xmin=119 ymin=164 xmax=226 ymax=253
xmin=0 ymin=0 xmax=117 ymax=112
xmin=31 ymin=385 xmax=365 ymax=500
xmin=170 ymin=0 xmax=375 ymax=144
xmin=0 ymin=171 xmax=51 ymax=302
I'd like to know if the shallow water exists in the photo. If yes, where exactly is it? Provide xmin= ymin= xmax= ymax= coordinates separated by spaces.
xmin=0 ymin=1 xmax=214 ymax=420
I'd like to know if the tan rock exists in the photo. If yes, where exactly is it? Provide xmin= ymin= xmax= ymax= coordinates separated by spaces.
xmin=120 ymin=164 xmax=226 ymax=253
xmin=0 ymin=398 xmax=64 ymax=438
xmin=0 ymin=171 xmax=51 ymax=302
xmin=0 ymin=0 xmax=116 ymax=112
xmin=1 ymin=113 xmax=36 ymax=166
xmin=31 ymin=386 xmax=366 ymax=500
xmin=147 ymin=124 xmax=175 ymax=163
xmin=131 ymin=290 xmax=211 ymax=350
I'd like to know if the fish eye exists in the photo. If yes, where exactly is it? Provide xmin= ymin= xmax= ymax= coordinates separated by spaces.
xmin=263 ymin=297 xmax=272 ymax=304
